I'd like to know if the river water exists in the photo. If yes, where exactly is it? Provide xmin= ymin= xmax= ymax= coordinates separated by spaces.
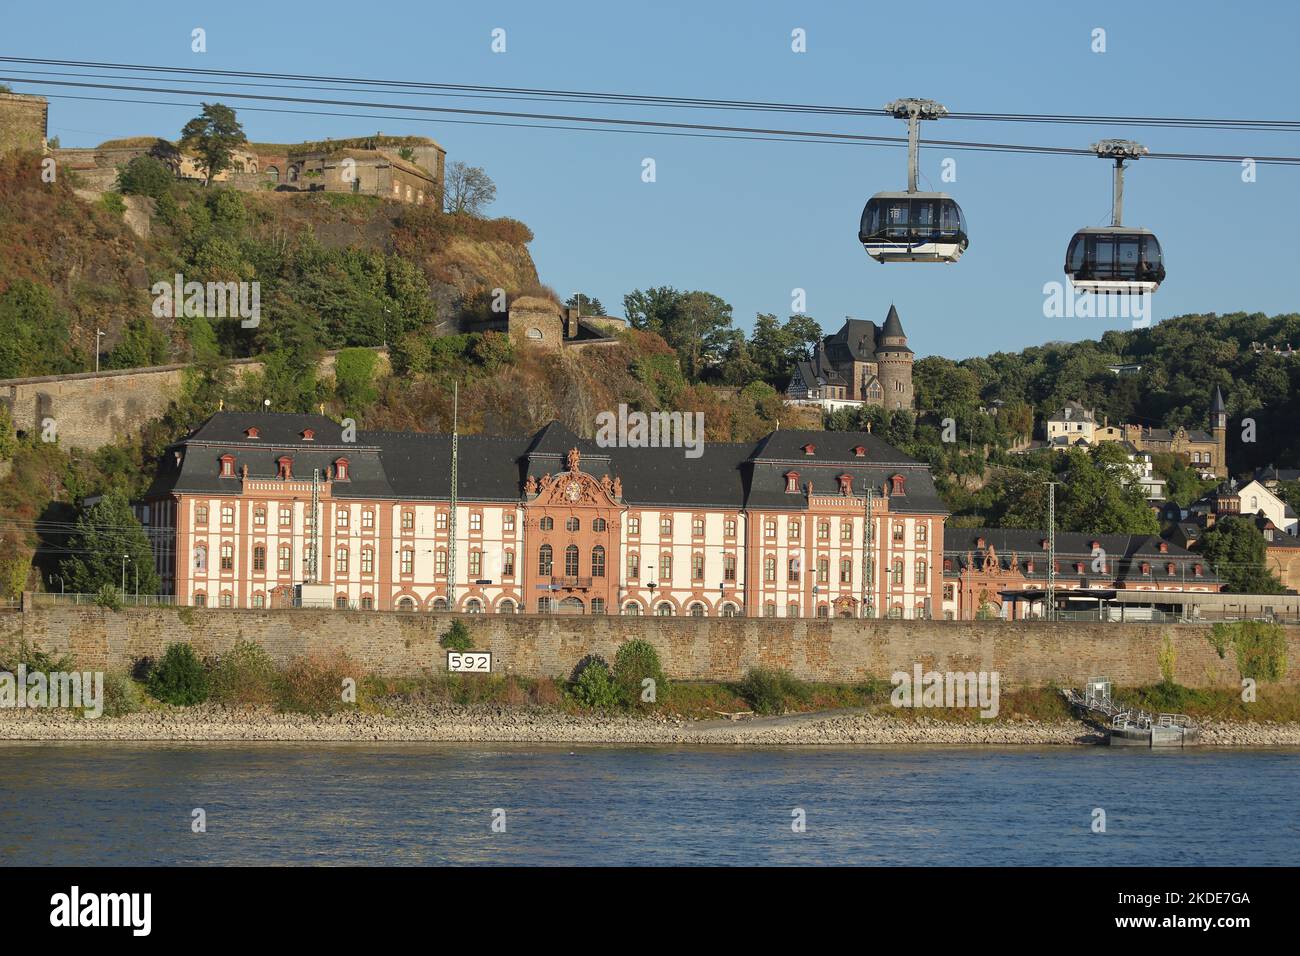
xmin=1 ymin=743 xmax=1296 ymax=865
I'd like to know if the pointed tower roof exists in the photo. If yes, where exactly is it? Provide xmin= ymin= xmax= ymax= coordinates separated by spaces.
xmin=1211 ymin=386 xmax=1226 ymax=415
xmin=881 ymin=304 xmax=905 ymax=339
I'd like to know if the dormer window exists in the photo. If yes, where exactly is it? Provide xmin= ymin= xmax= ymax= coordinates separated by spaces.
xmin=1166 ymin=562 xmax=1176 ymax=575
xmin=1140 ymin=562 xmax=1151 ymax=574
xmin=1040 ymin=539 xmax=1049 ymax=550
xmin=837 ymin=474 xmax=853 ymax=495
xmin=1193 ymin=564 xmax=1203 ymax=577
xmin=1089 ymin=540 xmax=1100 ymax=551
xmin=219 ymin=454 xmax=235 ymax=478
xmin=802 ymin=443 xmax=816 ymax=456
xmin=277 ymin=457 xmax=292 ymax=480
xmin=852 ymin=445 xmax=866 ymax=458
xmin=890 ymin=474 xmax=905 ymax=496
xmin=1158 ymin=541 xmax=1169 ymax=553
xmin=245 ymin=427 xmax=260 ymax=439
xmin=975 ymin=536 xmax=985 ymax=549
xmin=784 ymin=471 xmax=800 ymax=494
xmin=334 ymin=458 xmax=350 ymax=481
xmin=1075 ymin=562 xmax=1084 ymax=574
xmin=301 ymin=429 xmax=315 ymax=442
xmin=1026 ymin=559 xmax=1035 ymax=573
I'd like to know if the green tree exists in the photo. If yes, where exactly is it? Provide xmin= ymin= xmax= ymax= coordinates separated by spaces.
xmin=147 ymin=643 xmax=210 ymax=705
xmin=333 ymin=347 xmax=379 ymax=411
xmin=107 ymin=317 xmax=171 ymax=370
xmin=178 ymin=102 xmax=246 ymax=186
xmin=1198 ymin=516 xmax=1284 ymax=593
xmin=115 ymin=155 xmax=174 ymax=199
xmin=565 ymin=292 xmax=605 ymax=316
xmin=59 ymin=490 xmax=161 ymax=595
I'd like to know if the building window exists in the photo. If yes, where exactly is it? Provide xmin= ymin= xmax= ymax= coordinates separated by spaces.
xmin=401 ymin=550 xmax=414 ymax=575
xmin=471 ymin=512 xmax=483 ymax=532
xmin=539 ymin=545 xmax=553 ymax=576
xmin=253 ymin=546 xmax=266 ymax=572
xmin=504 ymin=513 xmax=516 ymax=532
xmin=193 ymin=593 xmax=206 ymax=608
xmin=337 ymin=509 xmax=349 ymax=529
xmin=916 ymin=523 xmax=927 ymax=544
xmin=764 ymin=603 xmax=777 ymax=617
xmin=279 ymin=506 xmax=291 ymax=527
xmin=943 ymin=584 xmax=955 ymax=601
xmin=196 ymin=504 xmax=209 ymax=525
xmin=692 ymin=553 xmax=705 ymax=580
xmin=362 ymin=548 xmax=374 ymax=574
xmin=591 ymin=546 xmax=606 ymax=577
xmin=628 ymin=516 xmax=640 ymax=535
xmin=785 ymin=471 xmax=800 ymax=493
xmin=787 ymin=602 xmax=800 ymax=618
xmin=253 ymin=593 xmax=265 ymax=609
xmin=724 ymin=518 xmax=736 ymax=537
xmin=540 ymin=517 xmax=554 ymax=531
xmin=656 ymin=603 xmax=674 ymax=617
xmin=277 ymin=457 xmax=292 ymax=480
xmin=362 ymin=595 xmax=374 ymax=610
xmin=817 ymin=557 xmax=829 ymax=584
xmin=689 ymin=602 xmax=706 ymax=618
xmin=469 ymin=551 xmax=482 ymax=577
xmin=220 ymin=592 xmax=233 ymax=608
xmin=816 ymin=604 xmax=829 ymax=618
xmin=336 ymin=596 xmax=348 ymax=610
xmin=724 ymin=553 xmax=736 ymax=581
xmin=334 ymin=458 xmax=349 ymax=480
xmin=220 ymin=544 xmax=233 ymax=571
xmin=363 ymin=510 xmax=375 ymax=530
xmin=628 ymin=552 xmax=640 ymax=578
xmin=593 ymin=518 xmax=606 ymax=532
xmin=660 ymin=516 xmax=673 ymax=537
xmin=788 ymin=557 xmax=799 ymax=583
xmin=692 ymin=516 xmax=705 ymax=536
xmin=841 ymin=521 xmax=853 ymax=542
xmin=623 ymin=603 xmax=641 ymax=616
xmin=818 ymin=521 xmax=830 ymax=540
xmin=278 ymin=544 xmax=291 ymax=572
xmin=788 ymin=520 xmax=801 ymax=541
xmin=437 ymin=512 xmax=449 ymax=530
xmin=659 ymin=552 xmax=672 ymax=581
xmin=499 ymin=599 xmax=517 ymax=614
xmin=840 ymin=558 xmax=852 ymax=584
xmin=254 ymin=508 xmax=266 ymax=527
xmin=435 ymin=550 xmax=447 ymax=576
xmin=219 ymin=456 xmax=235 ymax=477
xmin=893 ymin=524 xmax=904 ymax=543
xmin=764 ymin=555 xmax=776 ymax=582
xmin=401 ymin=511 xmax=414 ymax=531
xmin=892 ymin=559 xmax=904 ymax=585
xmin=504 ymin=551 xmax=515 ymax=576
xmin=764 ymin=518 xmax=776 ymax=538
xmin=565 ymin=545 xmax=580 ymax=577
xmin=221 ymin=504 xmax=234 ymax=525
xmin=336 ymin=547 xmax=348 ymax=574
xmin=193 ymin=546 xmax=207 ymax=572
xmin=591 ymin=598 xmax=605 ymax=615
xmin=916 ymin=559 xmax=927 ymax=587
xmin=566 ymin=517 xmax=579 ymax=532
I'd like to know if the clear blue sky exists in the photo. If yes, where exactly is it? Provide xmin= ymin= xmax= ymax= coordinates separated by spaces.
xmin=3 ymin=0 xmax=1297 ymax=359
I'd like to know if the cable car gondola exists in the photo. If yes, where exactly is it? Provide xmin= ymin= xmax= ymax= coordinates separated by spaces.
xmin=1065 ymin=140 xmax=1165 ymax=293
xmin=858 ymin=98 xmax=968 ymax=264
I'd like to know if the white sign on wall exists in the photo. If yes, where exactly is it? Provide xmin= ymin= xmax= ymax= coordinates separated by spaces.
xmin=447 ymin=651 xmax=492 ymax=673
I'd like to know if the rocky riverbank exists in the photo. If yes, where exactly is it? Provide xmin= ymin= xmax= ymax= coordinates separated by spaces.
xmin=2 ymin=704 xmax=1299 ymax=746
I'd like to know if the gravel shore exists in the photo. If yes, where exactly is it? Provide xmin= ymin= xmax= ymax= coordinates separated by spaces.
xmin=2 ymin=705 xmax=1298 ymax=746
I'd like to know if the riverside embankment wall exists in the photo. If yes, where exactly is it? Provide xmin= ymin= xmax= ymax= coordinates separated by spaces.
xmin=1 ymin=607 xmax=1293 ymax=688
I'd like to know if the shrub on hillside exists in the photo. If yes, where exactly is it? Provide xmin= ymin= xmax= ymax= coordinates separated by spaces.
xmin=210 ymin=640 xmax=278 ymax=708
xmin=278 ymin=649 xmax=364 ymax=713
xmin=738 ymin=667 xmax=809 ymax=715
xmin=612 ymin=639 xmax=667 ymax=708
xmin=115 ymin=155 xmax=174 ymax=200
xmin=102 ymin=672 xmax=144 ymax=716
xmin=569 ymin=655 xmax=620 ymax=710
xmin=146 ymin=642 xmax=210 ymax=705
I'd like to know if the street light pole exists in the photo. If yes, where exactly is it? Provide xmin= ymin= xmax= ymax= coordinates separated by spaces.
xmin=121 ymin=554 xmax=129 ymax=597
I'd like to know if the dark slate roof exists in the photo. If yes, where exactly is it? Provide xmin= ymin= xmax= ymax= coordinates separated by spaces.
xmin=146 ymin=413 xmax=947 ymax=513
xmin=943 ymin=526 xmax=1220 ymax=584
xmin=1211 ymin=386 xmax=1226 ymax=414
xmin=825 ymin=318 xmax=880 ymax=364
xmin=881 ymin=304 xmax=905 ymax=339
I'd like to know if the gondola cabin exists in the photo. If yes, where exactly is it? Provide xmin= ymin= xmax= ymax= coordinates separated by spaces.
xmin=859 ymin=191 xmax=968 ymax=263
xmin=1065 ymin=226 xmax=1165 ymax=294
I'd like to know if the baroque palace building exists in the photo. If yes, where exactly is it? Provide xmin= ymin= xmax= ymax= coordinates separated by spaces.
xmin=141 ymin=412 xmax=948 ymax=618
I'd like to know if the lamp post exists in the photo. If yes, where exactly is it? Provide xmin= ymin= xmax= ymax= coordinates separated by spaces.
xmin=94 ymin=328 xmax=105 ymax=373
xmin=121 ymin=554 xmax=129 ymax=598
xmin=647 ymin=563 xmax=656 ymax=614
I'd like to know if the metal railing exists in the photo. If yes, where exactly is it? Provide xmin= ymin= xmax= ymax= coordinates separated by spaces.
xmin=28 ymin=592 xmax=185 ymax=607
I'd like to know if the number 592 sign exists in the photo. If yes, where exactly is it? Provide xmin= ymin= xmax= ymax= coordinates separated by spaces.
xmin=447 ymin=651 xmax=491 ymax=673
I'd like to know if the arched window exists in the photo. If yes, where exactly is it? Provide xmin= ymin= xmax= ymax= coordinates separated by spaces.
xmin=566 ymin=517 xmax=580 ymax=532
xmin=764 ymin=555 xmax=776 ymax=582
xmin=656 ymin=603 xmax=675 ymax=617
xmin=465 ymin=599 xmax=483 ymax=614
xmin=591 ymin=546 xmax=606 ymax=577
xmin=764 ymin=603 xmax=777 ymax=617
xmin=278 ymin=544 xmax=291 ymax=572
xmin=892 ymin=559 xmax=904 ymax=585
xmin=503 ymin=550 xmax=515 ymax=576
xmin=540 ymin=517 xmax=554 ymax=531
xmin=689 ymin=602 xmax=706 ymax=617
xmin=397 ymin=596 xmax=416 ymax=613
xmin=840 ymin=558 xmax=852 ymax=584
xmin=817 ymin=557 xmax=829 ymax=584
xmin=565 ymin=545 xmax=580 ymax=577
xmin=538 ymin=544 xmax=553 ymax=576
xmin=194 ymin=545 xmax=207 ymax=572
xmin=499 ymin=599 xmax=517 ymax=614
xmin=253 ymin=545 xmax=266 ymax=572
xmin=623 ymin=602 xmax=642 ymax=616
xmin=362 ymin=547 xmax=374 ymax=574
xmin=593 ymin=518 xmax=607 ymax=532
xmin=915 ymin=559 xmax=927 ymax=587
xmin=628 ymin=552 xmax=640 ymax=578
xmin=721 ymin=603 xmax=739 ymax=618
xmin=335 ymin=547 xmax=348 ymax=574
xmin=787 ymin=602 xmax=800 ymax=618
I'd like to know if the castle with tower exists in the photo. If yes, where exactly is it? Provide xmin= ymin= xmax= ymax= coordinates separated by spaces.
xmin=785 ymin=305 xmax=915 ymax=412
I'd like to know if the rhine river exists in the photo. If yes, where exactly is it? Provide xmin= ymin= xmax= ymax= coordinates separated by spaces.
xmin=1 ymin=743 xmax=1296 ymax=865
